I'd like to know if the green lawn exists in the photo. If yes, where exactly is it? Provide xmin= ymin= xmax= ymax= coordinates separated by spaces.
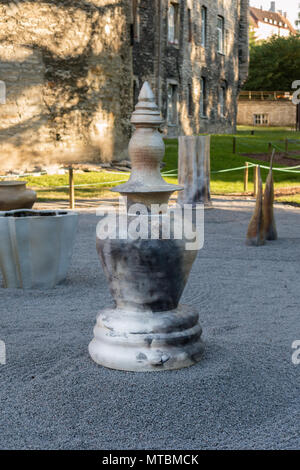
xmin=3 ymin=126 xmax=300 ymax=205
xmin=165 ymin=127 xmax=300 ymax=200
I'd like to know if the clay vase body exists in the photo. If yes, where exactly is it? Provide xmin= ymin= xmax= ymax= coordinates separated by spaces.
xmin=89 ymin=212 xmax=204 ymax=371
xmin=0 ymin=181 xmax=36 ymax=211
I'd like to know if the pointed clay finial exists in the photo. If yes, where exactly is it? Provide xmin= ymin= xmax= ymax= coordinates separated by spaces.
xmin=111 ymin=82 xmax=182 ymax=209
xmin=138 ymin=81 xmax=155 ymax=101
xmin=246 ymin=166 xmax=265 ymax=246
xmin=263 ymin=150 xmax=277 ymax=241
xmin=131 ymin=82 xmax=163 ymax=126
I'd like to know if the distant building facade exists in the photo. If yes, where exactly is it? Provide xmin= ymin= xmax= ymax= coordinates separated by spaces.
xmin=237 ymin=91 xmax=296 ymax=127
xmin=132 ymin=0 xmax=249 ymax=137
xmin=250 ymin=3 xmax=296 ymax=42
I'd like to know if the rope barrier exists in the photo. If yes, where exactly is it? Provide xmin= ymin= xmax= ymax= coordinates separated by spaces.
xmin=36 ymin=179 xmax=128 ymax=191
xmin=211 ymin=164 xmax=255 ymax=174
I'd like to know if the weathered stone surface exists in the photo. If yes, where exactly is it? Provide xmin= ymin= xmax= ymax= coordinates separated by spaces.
xmin=0 ymin=1 xmax=249 ymax=168
xmin=263 ymin=154 xmax=277 ymax=241
xmin=246 ymin=166 xmax=265 ymax=246
xmin=177 ymin=135 xmax=212 ymax=207
xmin=0 ymin=1 xmax=132 ymax=170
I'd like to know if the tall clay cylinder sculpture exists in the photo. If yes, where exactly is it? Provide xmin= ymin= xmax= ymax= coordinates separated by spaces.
xmin=177 ymin=135 xmax=212 ymax=208
xmin=89 ymin=82 xmax=204 ymax=372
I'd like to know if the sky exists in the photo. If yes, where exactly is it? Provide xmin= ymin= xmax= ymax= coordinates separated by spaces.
xmin=250 ymin=0 xmax=299 ymax=27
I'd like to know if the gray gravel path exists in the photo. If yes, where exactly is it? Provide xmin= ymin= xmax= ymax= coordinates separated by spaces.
xmin=0 ymin=197 xmax=299 ymax=450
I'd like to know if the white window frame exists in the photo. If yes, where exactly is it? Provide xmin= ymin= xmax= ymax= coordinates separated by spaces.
xmin=133 ymin=76 xmax=140 ymax=109
xmin=168 ymin=2 xmax=180 ymax=45
xmin=200 ymin=77 xmax=207 ymax=118
xmin=219 ymin=83 xmax=226 ymax=117
xmin=167 ymin=80 xmax=178 ymax=126
xmin=132 ymin=0 xmax=140 ymax=43
xmin=217 ymin=16 xmax=225 ymax=54
xmin=253 ymin=114 xmax=269 ymax=126
xmin=201 ymin=6 xmax=207 ymax=47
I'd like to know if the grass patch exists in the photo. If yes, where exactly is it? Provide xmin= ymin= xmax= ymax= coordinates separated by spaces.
xmin=2 ymin=126 xmax=300 ymax=205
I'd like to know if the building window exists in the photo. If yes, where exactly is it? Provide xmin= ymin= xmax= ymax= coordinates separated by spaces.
xmin=219 ymin=83 xmax=226 ymax=117
xmin=188 ymin=8 xmax=192 ymax=42
xmin=201 ymin=6 xmax=207 ymax=47
xmin=253 ymin=114 xmax=269 ymax=125
xmin=167 ymin=82 xmax=178 ymax=125
xmin=217 ymin=16 xmax=224 ymax=54
xmin=200 ymin=77 xmax=207 ymax=117
xmin=133 ymin=78 xmax=139 ymax=109
xmin=132 ymin=0 xmax=140 ymax=43
xmin=188 ymin=83 xmax=193 ymax=116
xmin=168 ymin=2 xmax=180 ymax=44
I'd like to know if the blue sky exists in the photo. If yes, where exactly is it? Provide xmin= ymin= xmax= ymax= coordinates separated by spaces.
xmin=250 ymin=0 xmax=298 ymax=26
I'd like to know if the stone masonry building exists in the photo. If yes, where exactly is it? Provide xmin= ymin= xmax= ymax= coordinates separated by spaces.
xmin=132 ymin=0 xmax=249 ymax=137
xmin=0 ymin=0 xmax=133 ymax=170
xmin=0 ymin=1 xmax=248 ymax=169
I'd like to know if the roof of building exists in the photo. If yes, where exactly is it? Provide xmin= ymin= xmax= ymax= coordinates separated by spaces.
xmin=250 ymin=6 xmax=296 ymax=34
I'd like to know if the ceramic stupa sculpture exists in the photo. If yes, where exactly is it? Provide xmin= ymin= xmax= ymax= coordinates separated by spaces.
xmin=89 ymin=82 xmax=204 ymax=371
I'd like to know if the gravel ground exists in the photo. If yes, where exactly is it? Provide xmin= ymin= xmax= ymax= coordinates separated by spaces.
xmin=0 ymin=197 xmax=299 ymax=450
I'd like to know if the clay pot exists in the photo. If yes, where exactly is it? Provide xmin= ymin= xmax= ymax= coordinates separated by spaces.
xmin=0 ymin=181 xmax=36 ymax=211
xmin=89 ymin=211 xmax=204 ymax=372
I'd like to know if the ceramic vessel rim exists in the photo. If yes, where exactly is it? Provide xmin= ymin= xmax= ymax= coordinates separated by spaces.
xmin=0 ymin=181 xmax=27 ymax=187
xmin=0 ymin=209 xmax=78 ymax=218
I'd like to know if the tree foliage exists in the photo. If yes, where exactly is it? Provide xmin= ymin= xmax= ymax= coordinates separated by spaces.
xmin=244 ymin=34 xmax=300 ymax=91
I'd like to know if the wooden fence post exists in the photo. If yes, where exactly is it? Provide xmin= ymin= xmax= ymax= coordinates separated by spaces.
xmin=244 ymin=162 xmax=248 ymax=193
xmin=233 ymin=136 xmax=236 ymax=154
xmin=69 ymin=167 xmax=75 ymax=209
xmin=268 ymin=142 xmax=272 ymax=154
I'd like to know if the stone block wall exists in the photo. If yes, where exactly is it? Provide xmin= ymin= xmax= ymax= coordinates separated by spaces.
xmin=0 ymin=1 xmax=133 ymax=170
xmin=237 ymin=100 xmax=296 ymax=127
xmin=133 ymin=0 xmax=249 ymax=137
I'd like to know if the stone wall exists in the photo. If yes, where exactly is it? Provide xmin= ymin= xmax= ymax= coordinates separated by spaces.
xmin=133 ymin=0 xmax=249 ymax=137
xmin=237 ymin=100 xmax=296 ymax=127
xmin=0 ymin=1 xmax=133 ymax=170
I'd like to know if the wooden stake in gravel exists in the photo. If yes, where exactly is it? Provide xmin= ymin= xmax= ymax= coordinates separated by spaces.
xmin=263 ymin=149 xmax=277 ymax=241
xmin=253 ymin=165 xmax=259 ymax=196
xmin=285 ymin=139 xmax=289 ymax=155
xmin=246 ymin=165 xmax=265 ymax=246
xmin=268 ymin=142 xmax=272 ymax=154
